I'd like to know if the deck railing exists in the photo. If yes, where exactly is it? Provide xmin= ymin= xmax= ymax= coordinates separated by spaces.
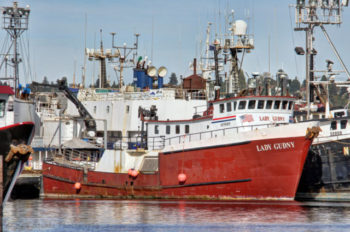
xmin=110 ymin=122 xmax=287 ymax=151
xmin=52 ymin=148 xmax=100 ymax=169
xmin=164 ymin=123 xmax=287 ymax=147
xmin=112 ymin=136 xmax=165 ymax=151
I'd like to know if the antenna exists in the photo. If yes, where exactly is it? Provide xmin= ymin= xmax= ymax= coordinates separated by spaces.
xmin=151 ymin=16 xmax=154 ymax=62
xmin=110 ymin=32 xmax=139 ymax=91
xmin=73 ymin=59 xmax=76 ymax=88
xmin=82 ymin=13 xmax=87 ymax=88
xmin=268 ymin=34 xmax=271 ymax=74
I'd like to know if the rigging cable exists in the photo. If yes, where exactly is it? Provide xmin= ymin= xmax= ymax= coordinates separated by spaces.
xmin=19 ymin=37 xmax=28 ymax=83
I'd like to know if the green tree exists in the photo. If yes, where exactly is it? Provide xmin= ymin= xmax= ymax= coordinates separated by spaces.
xmin=289 ymin=77 xmax=301 ymax=95
xmin=302 ymin=79 xmax=306 ymax=88
xmin=168 ymin=73 xmax=178 ymax=86
xmin=94 ymin=78 xmax=100 ymax=88
xmin=111 ymin=81 xmax=118 ymax=88
xmin=42 ymin=76 xmax=49 ymax=85
xmin=238 ymin=69 xmax=247 ymax=90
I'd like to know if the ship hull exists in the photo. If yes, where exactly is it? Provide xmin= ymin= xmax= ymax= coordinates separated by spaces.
xmin=0 ymin=122 xmax=35 ymax=200
xmin=43 ymin=136 xmax=312 ymax=200
xmin=295 ymin=117 xmax=350 ymax=201
xmin=296 ymin=138 xmax=350 ymax=201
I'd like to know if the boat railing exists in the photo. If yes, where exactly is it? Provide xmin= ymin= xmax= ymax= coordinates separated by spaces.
xmin=164 ymin=123 xmax=287 ymax=147
xmin=112 ymin=135 xmax=165 ymax=150
xmin=53 ymin=148 xmax=99 ymax=169
xmin=77 ymin=88 xmax=207 ymax=101
xmin=31 ymin=136 xmax=44 ymax=148
xmin=83 ymin=137 xmax=105 ymax=148
xmin=175 ymin=89 xmax=207 ymax=100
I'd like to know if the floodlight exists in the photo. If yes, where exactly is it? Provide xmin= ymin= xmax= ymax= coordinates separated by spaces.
xmin=295 ymin=47 xmax=305 ymax=55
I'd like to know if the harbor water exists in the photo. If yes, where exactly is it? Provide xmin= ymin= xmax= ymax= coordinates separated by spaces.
xmin=3 ymin=199 xmax=350 ymax=232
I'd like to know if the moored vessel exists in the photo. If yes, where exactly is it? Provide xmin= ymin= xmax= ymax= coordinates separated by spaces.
xmin=42 ymin=14 xmax=320 ymax=199
xmin=0 ymin=2 xmax=36 ymax=201
xmin=289 ymin=0 xmax=350 ymax=201
xmin=42 ymin=93 xmax=319 ymax=200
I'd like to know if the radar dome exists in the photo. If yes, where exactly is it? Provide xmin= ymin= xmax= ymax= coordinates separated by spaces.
xmin=233 ymin=20 xmax=247 ymax=36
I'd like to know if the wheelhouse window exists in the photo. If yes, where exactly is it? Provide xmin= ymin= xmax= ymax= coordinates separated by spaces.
xmin=288 ymin=101 xmax=293 ymax=110
xmin=154 ymin=125 xmax=159 ymax=134
xmin=331 ymin=121 xmax=337 ymax=130
xmin=226 ymin=102 xmax=232 ymax=112
xmin=248 ymin=100 xmax=256 ymax=109
xmin=341 ymin=120 xmax=347 ymax=129
xmin=257 ymin=100 xmax=264 ymax=109
xmin=166 ymin=125 xmax=171 ymax=134
xmin=219 ymin=104 xmax=225 ymax=113
xmin=176 ymin=125 xmax=180 ymax=134
xmin=274 ymin=100 xmax=281 ymax=109
xmin=334 ymin=111 xmax=345 ymax=118
xmin=185 ymin=125 xmax=190 ymax=134
xmin=233 ymin=101 xmax=237 ymax=111
xmin=0 ymin=100 xmax=5 ymax=117
xmin=282 ymin=101 xmax=288 ymax=110
xmin=238 ymin=101 xmax=247 ymax=110
xmin=266 ymin=100 xmax=273 ymax=109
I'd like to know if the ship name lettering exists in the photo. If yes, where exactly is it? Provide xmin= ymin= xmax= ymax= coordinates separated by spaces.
xmin=256 ymin=144 xmax=272 ymax=152
xmin=272 ymin=116 xmax=285 ymax=121
xmin=273 ymin=141 xmax=295 ymax=150
xmin=256 ymin=142 xmax=295 ymax=152
xmin=259 ymin=116 xmax=270 ymax=121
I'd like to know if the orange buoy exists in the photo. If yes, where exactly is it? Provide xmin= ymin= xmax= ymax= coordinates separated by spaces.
xmin=131 ymin=169 xmax=139 ymax=178
xmin=28 ymin=156 xmax=33 ymax=161
xmin=74 ymin=182 xmax=81 ymax=190
xmin=178 ymin=173 xmax=187 ymax=184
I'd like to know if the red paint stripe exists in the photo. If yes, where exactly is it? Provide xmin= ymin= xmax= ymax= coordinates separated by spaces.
xmin=213 ymin=115 xmax=236 ymax=121
xmin=0 ymin=121 xmax=34 ymax=131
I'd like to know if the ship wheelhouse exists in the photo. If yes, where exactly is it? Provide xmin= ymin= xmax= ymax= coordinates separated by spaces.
xmin=144 ymin=95 xmax=296 ymax=149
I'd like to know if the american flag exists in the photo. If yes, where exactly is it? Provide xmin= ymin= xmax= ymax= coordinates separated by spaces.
xmin=289 ymin=116 xmax=294 ymax=123
xmin=240 ymin=114 xmax=254 ymax=123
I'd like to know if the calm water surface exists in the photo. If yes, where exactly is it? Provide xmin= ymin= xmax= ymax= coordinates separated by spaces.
xmin=3 ymin=199 xmax=350 ymax=232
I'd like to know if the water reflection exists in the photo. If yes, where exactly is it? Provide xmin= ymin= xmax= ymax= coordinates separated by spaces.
xmin=4 ymin=199 xmax=350 ymax=231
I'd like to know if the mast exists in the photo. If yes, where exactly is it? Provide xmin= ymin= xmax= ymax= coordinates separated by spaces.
xmin=1 ymin=2 xmax=30 ymax=93
xmin=82 ymin=13 xmax=87 ymax=88
xmin=214 ymin=40 xmax=221 ymax=100
xmin=86 ymin=30 xmax=118 ymax=88
xmin=294 ymin=0 xmax=348 ymax=119
xmin=203 ymin=22 xmax=212 ymax=80
xmin=99 ymin=29 xmax=107 ymax=88
xmin=228 ymin=14 xmax=254 ymax=95
xmin=110 ymin=33 xmax=139 ymax=91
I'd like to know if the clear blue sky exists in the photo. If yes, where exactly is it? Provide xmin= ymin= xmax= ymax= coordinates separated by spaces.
xmin=2 ymin=0 xmax=350 ymax=86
